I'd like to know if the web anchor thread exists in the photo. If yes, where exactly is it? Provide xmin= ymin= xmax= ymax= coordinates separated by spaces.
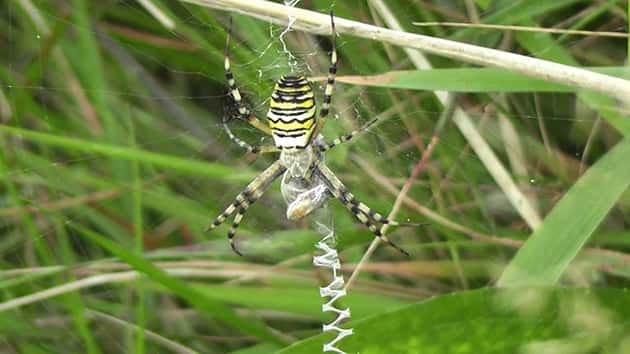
xmin=313 ymin=231 xmax=353 ymax=354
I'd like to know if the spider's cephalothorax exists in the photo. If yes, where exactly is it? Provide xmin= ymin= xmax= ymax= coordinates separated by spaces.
xmin=208 ymin=14 xmax=422 ymax=256
xmin=267 ymin=75 xmax=316 ymax=149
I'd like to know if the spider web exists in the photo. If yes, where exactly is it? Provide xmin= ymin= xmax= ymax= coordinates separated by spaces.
xmin=1 ymin=0 xmax=627 ymax=352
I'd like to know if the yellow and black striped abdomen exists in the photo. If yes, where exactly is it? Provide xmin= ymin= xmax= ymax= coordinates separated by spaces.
xmin=267 ymin=76 xmax=316 ymax=149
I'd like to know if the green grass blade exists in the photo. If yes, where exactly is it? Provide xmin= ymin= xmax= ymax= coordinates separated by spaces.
xmin=0 ymin=125 xmax=252 ymax=180
xmin=55 ymin=221 xmax=102 ymax=354
xmin=193 ymin=285 xmax=408 ymax=320
xmin=70 ymin=224 xmax=289 ymax=346
xmin=130 ymin=124 xmax=145 ymax=354
xmin=498 ymin=138 xmax=630 ymax=287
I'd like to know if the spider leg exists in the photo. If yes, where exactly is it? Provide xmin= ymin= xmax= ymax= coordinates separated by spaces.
xmin=206 ymin=191 xmax=245 ymax=231
xmin=319 ymin=117 xmax=378 ymax=152
xmin=224 ymin=17 xmax=273 ymax=151
xmin=309 ymin=12 xmax=337 ymax=142
xmin=314 ymin=163 xmax=414 ymax=256
xmin=222 ymin=119 xmax=278 ymax=154
xmin=228 ymin=207 xmax=247 ymax=256
xmin=206 ymin=160 xmax=286 ymax=255
xmin=226 ymin=183 xmax=269 ymax=255
xmin=337 ymin=189 xmax=410 ymax=256
xmin=339 ymin=189 xmax=425 ymax=228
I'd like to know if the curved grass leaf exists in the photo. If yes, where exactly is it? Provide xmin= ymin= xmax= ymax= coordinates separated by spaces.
xmin=498 ymin=138 xmax=630 ymax=287
xmin=70 ymin=224 xmax=288 ymax=346
xmin=277 ymin=287 xmax=630 ymax=354
xmin=193 ymin=285 xmax=408 ymax=320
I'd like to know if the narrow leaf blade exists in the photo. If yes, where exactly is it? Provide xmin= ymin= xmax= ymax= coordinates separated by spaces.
xmin=498 ymin=138 xmax=630 ymax=287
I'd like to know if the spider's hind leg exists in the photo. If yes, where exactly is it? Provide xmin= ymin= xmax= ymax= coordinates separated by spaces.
xmin=314 ymin=163 xmax=418 ymax=256
xmin=338 ymin=189 xmax=411 ymax=256
xmin=339 ymin=189 xmax=425 ymax=228
xmin=206 ymin=161 xmax=286 ymax=255
xmin=227 ymin=206 xmax=247 ymax=256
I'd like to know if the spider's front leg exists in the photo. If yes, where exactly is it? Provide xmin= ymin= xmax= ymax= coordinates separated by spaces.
xmin=223 ymin=17 xmax=276 ymax=154
xmin=309 ymin=12 xmax=338 ymax=143
xmin=206 ymin=160 xmax=286 ymax=255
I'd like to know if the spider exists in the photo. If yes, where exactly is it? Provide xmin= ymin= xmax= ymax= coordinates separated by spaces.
xmin=207 ymin=14 xmax=421 ymax=256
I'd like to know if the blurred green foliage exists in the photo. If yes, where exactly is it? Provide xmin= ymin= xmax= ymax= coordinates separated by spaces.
xmin=1 ymin=0 xmax=629 ymax=353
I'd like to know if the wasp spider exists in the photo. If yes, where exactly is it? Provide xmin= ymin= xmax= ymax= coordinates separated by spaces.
xmin=208 ymin=14 xmax=421 ymax=256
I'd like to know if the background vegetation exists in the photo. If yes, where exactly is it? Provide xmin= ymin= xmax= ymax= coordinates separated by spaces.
xmin=1 ymin=0 xmax=629 ymax=353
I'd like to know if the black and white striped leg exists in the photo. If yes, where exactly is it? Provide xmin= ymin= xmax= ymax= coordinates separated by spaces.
xmin=224 ymin=17 xmax=272 ymax=141
xmin=315 ymin=164 xmax=420 ymax=256
xmin=310 ymin=12 xmax=338 ymax=142
xmin=222 ymin=119 xmax=278 ymax=154
xmin=206 ymin=161 xmax=286 ymax=255
xmin=339 ymin=189 xmax=424 ymax=228
xmin=205 ymin=189 xmax=252 ymax=232
xmin=228 ymin=207 xmax=247 ymax=255
xmin=226 ymin=185 xmax=268 ymax=255
xmin=319 ymin=118 xmax=378 ymax=152
xmin=337 ymin=189 xmax=410 ymax=256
